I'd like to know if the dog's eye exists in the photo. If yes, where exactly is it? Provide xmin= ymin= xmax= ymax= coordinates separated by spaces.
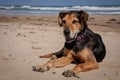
xmin=72 ymin=20 xmax=78 ymax=24
xmin=62 ymin=20 xmax=66 ymax=24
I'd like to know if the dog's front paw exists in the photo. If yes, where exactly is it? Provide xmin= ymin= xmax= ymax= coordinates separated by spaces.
xmin=62 ymin=70 xmax=80 ymax=79
xmin=32 ymin=65 xmax=50 ymax=72
xmin=62 ymin=70 xmax=76 ymax=77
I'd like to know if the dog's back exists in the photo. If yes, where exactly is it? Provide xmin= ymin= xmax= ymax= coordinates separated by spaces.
xmin=93 ymin=33 xmax=106 ymax=62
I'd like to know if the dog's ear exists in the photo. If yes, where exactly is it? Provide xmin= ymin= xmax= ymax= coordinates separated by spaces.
xmin=58 ymin=12 xmax=66 ymax=26
xmin=79 ymin=10 xmax=89 ymax=22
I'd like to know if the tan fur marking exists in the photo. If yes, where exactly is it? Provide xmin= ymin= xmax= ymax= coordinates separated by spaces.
xmin=62 ymin=14 xmax=81 ymax=32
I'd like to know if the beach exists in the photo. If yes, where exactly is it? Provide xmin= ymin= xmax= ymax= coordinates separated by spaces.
xmin=0 ymin=14 xmax=120 ymax=80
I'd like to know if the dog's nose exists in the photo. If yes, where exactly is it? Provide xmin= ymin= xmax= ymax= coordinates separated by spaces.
xmin=64 ymin=29 xmax=70 ymax=36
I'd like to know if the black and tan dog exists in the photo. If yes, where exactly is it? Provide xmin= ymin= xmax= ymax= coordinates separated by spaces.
xmin=33 ymin=10 xmax=106 ymax=77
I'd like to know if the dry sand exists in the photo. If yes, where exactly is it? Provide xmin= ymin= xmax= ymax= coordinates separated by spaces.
xmin=0 ymin=14 xmax=120 ymax=80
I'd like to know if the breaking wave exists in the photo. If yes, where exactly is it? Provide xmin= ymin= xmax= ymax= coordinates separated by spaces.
xmin=0 ymin=5 xmax=120 ymax=15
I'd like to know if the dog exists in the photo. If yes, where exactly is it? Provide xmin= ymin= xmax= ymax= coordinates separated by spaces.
xmin=32 ymin=10 xmax=106 ymax=77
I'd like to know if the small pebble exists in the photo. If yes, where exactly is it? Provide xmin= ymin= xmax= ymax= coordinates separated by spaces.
xmin=52 ymin=72 xmax=56 ymax=74
xmin=104 ymin=73 xmax=106 ymax=76
xmin=9 ymin=55 xmax=12 ymax=57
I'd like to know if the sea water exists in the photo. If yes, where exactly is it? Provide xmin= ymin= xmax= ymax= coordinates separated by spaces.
xmin=0 ymin=5 xmax=120 ymax=15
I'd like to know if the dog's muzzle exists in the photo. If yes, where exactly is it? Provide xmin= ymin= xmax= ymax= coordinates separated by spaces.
xmin=63 ymin=29 xmax=78 ymax=43
xmin=64 ymin=29 xmax=70 ymax=36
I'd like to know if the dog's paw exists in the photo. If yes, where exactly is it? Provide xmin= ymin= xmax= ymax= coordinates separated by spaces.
xmin=62 ymin=70 xmax=79 ymax=79
xmin=62 ymin=70 xmax=76 ymax=77
xmin=32 ymin=65 xmax=50 ymax=72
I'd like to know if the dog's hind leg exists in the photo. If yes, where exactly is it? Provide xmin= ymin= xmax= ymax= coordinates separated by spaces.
xmin=62 ymin=48 xmax=99 ymax=77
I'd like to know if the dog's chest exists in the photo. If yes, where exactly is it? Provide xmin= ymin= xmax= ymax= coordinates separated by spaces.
xmin=73 ymin=41 xmax=85 ymax=53
xmin=65 ymin=40 xmax=86 ymax=53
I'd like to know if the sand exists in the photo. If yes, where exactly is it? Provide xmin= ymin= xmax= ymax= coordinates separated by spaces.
xmin=0 ymin=14 xmax=120 ymax=80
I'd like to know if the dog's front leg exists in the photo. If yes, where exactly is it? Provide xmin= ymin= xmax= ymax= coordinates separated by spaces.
xmin=33 ymin=56 xmax=73 ymax=72
xmin=33 ymin=51 xmax=74 ymax=72
xmin=39 ymin=48 xmax=64 ymax=59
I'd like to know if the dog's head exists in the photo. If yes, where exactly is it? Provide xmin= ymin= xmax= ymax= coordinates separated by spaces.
xmin=58 ymin=10 xmax=89 ymax=42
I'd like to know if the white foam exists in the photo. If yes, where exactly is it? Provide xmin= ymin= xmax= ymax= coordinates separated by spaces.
xmin=0 ymin=5 xmax=14 ymax=9
xmin=72 ymin=6 xmax=120 ymax=11
xmin=20 ymin=6 xmax=70 ymax=10
xmin=21 ymin=5 xmax=31 ymax=8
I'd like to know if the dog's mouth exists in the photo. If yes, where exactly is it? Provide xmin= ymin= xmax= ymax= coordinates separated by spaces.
xmin=65 ymin=33 xmax=78 ymax=43
xmin=65 ymin=36 xmax=73 ymax=41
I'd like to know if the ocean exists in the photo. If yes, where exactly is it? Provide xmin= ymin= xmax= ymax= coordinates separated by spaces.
xmin=0 ymin=5 xmax=120 ymax=15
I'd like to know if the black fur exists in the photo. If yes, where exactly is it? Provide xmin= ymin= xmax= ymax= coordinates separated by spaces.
xmin=64 ymin=28 xmax=106 ymax=62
